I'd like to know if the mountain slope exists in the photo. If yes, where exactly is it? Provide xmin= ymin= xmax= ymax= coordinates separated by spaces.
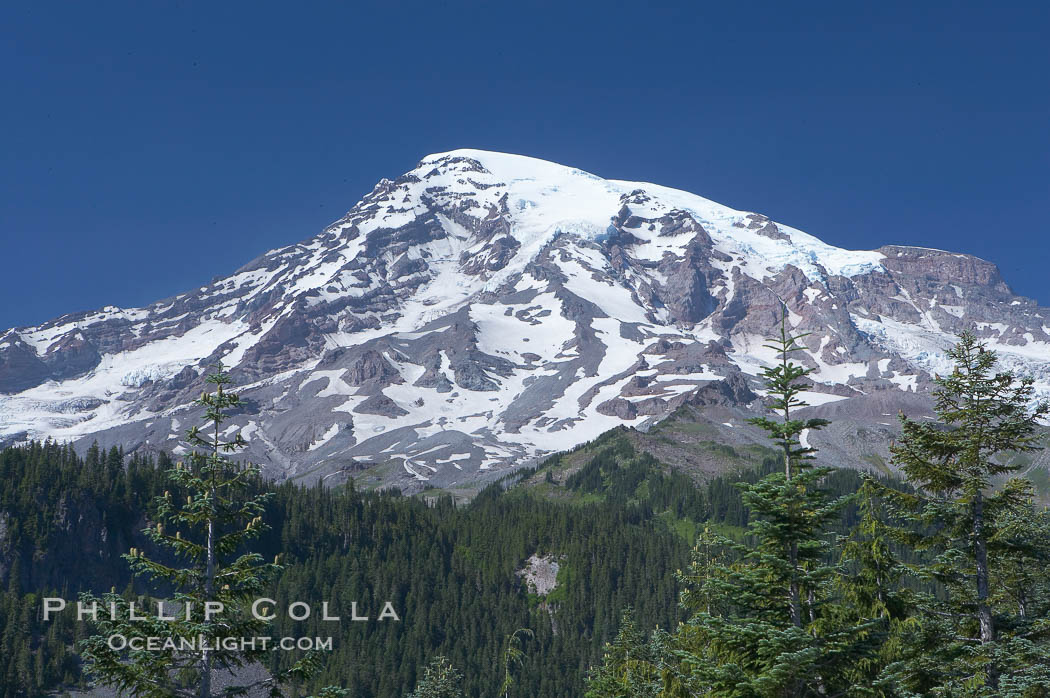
xmin=2 ymin=149 xmax=1048 ymax=487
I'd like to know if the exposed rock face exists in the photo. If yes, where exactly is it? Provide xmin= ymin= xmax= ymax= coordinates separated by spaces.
xmin=517 ymin=554 xmax=562 ymax=597
xmin=0 ymin=335 xmax=51 ymax=393
xmin=354 ymin=393 xmax=408 ymax=418
xmin=343 ymin=350 xmax=403 ymax=390
xmin=736 ymin=213 xmax=791 ymax=241
xmin=42 ymin=332 xmax=101 ymax=381
xmin=878 ymin=245 xmax=1010 ymax=290
xmin=2 ymin=149 xmax=1048 ymax=488
xmin=661 ymin=238 xmax=718 ymax=325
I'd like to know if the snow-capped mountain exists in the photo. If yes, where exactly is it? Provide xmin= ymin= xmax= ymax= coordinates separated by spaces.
xmin=2 ymin=150 xmax=1048 ymax=487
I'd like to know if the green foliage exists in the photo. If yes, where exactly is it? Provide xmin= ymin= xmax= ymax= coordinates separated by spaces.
xmin=0 ymin=586 xmax=80 ymax=697
xmin=0 ymin=437 xmax=695 ymax=696
xmin=743 ymin=318 xmax=832 ymax=480
xmin=829 ymin=476 xmax=914 ymax=695
xmin=584 ymin=608 xmax=663 ymax=698
xmin=406 ymin=656 xmax=463 ymax=698
xmin=879 ymin=331 xmax=1050 ymax=696
xmin=565 ymin=443 xmax=705 ymax=520
xmin=8 ymin=331 xmax=1050 ymax=697
xmin=498 ymin=627 xmax=534 ymax=697
xmin=77 ymin=365 xmax=344 ymax=698
xmin=0 ymin=440 xmax=173 ymax=696
xmin=586 ymin=315 xmax=881 ymax=696
xmin=667 ymin=318 xmax=873 ymax=695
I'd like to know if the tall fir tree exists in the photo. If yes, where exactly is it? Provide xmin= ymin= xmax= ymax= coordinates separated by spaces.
xmin=78 ymin=365 xmax=346 ymax=698
xmin=880 ymin=331 xmax=1050 ymax=696
xmin=665 ymin=314 xmax=876 ymax=696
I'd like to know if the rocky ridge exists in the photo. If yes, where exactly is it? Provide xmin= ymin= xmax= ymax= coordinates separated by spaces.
xmin=2 ymin=150 xmax=1048 ymax=488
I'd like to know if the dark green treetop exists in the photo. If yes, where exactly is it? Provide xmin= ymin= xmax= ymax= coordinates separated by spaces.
xmin=79 ymin=365 xmax=346 ymax=698
xmin=881 ymin=330 xmax=1050 ymax=696
xmin=666 ymin=314 xmax=876 ymax=696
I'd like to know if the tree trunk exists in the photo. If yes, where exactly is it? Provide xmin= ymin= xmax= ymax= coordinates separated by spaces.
xmin=200 ymin=422 xmax=219 ymax=698
xmin=973 ymin=491 xmax=997 ymax=690
xmin=784 ymin=440 xmax=801 ymax=627
xmin=200 ymin=502 xmax=215 ymax=698
xmin=781 ymin=360 xmax=802 ymax=629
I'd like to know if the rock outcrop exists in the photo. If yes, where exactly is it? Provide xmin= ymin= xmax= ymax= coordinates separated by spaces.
xmin=2 ymin=149 xmax=1047 ymax=488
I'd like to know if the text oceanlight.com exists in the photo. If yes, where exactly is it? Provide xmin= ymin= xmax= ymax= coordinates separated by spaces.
xmin=107 ymin=635 xmax=336 ymax=652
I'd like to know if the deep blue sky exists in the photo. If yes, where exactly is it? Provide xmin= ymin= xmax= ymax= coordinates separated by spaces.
xmin=2 ymin=1 xmax=1047 ymax=329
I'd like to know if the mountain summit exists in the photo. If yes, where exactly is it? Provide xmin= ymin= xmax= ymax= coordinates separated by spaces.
xmin=2 ymin=150 xmax=1048 ymax=486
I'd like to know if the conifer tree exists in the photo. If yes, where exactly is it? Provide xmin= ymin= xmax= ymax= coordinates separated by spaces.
xmin=584 ymin=608 xmax=662 ymax=698
xmin=990 ymin=480 xmax=1050 ymax=625
xmin=830 ymin=476 xmax=913 ymax=696
xmin=668 ymin=315 xmax=874 ymax=696
xmin=78 ymin=365 xmax=346 ymax=698
xmin=880 ymin=331 xmax=1050 ymax=695
xmin=406 ymin=656 xmax=464 ymax=698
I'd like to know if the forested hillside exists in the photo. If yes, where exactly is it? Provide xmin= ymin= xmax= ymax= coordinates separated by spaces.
xmin=2 ymin=332 xmax=1048 ymax=697
xmin=0 ymin=436 xmax=816 ymax=697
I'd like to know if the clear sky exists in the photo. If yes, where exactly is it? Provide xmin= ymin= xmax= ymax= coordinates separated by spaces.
xmin=2 ymin=1 xmax=1047 ymax=329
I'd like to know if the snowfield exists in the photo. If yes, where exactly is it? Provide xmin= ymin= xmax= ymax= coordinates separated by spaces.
xmin=2 ymin=149 xmax=1047 ymax=484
